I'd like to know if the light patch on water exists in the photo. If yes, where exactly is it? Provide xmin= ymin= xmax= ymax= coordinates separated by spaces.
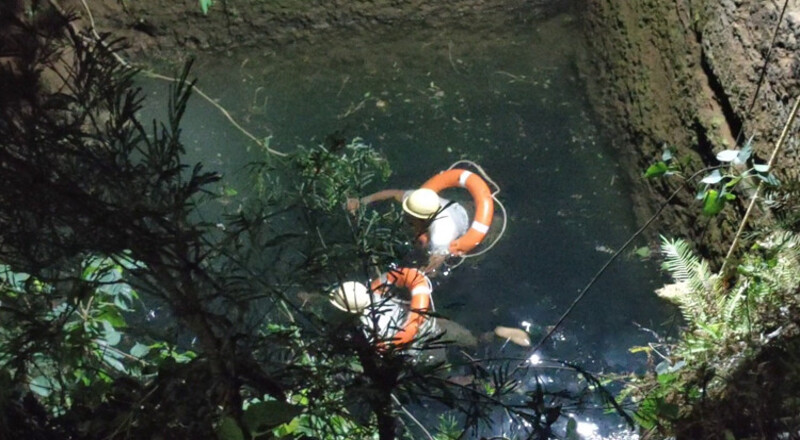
xmin=573 ymin=417 xmax=600 ymax=438
xmin=528 ymin=353 xmax=542 ymax=365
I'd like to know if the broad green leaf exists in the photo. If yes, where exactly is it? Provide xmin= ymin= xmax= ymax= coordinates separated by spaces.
xmin=702 ymin=189 xmax=725 ymax=216
xmin=243 ymin=401 xmax=303 ymax=433
xmin=753 ymin=163 xmax=770 ymax=173
xmin=695 ymin=189 xmax=707 ymax=200
xmin=102 ymin=320 xmax=122 ymax=346
xmin=700 ymin=169 xmax=722 ymax=184
xmin=644 ymin=162 xmax=669 ymax=178
xmin=98 ymin=308 xmax=126 ymax=328
xmin=30 ymin=376 xmax=53 ymax=397
xmin=102 ymin=351 xmax=127 ymax=373
xmin=736 ymin=141 xmax=752 ymax=163
xmin=715 ymin=149 xmax=739 ymax=162
xmin=724 ymin=175 xmax=742 ymax=188
xmin=273 ymin=417 xmax=301 ymax=437
xmin=199 ymin=0 xmax=213 ymax=15
xmin=130 ymin=343 xmax=150 ymax=358
xmin=217 ymin=416 xmax=244 ymax=440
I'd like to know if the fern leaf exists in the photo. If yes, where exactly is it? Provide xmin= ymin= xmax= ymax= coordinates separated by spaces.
xmin=659 ymin=236 xmax=714 ymax=322
xmin=660 ymin=236 xmax=702 ymax=283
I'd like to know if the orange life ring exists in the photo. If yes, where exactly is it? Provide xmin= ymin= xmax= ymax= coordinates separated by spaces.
xmin=369 ymin=267 xmax=432 ymax=347
xmin=420 ymin=169 xmax=494 ymax=255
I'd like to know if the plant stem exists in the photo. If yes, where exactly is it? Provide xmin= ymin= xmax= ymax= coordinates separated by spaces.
xmin=720 ymin=96 xmax=800 ymax=274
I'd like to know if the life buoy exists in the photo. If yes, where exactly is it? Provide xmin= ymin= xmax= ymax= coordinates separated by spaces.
xmin=420 ymin=169 xmax=494 ymax=255
xmin=369 ymin=267 xmax=432 ymax=347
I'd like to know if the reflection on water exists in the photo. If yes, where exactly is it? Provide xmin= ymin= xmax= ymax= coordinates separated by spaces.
xmin=139 ymin=11 xmax=673 ymax=438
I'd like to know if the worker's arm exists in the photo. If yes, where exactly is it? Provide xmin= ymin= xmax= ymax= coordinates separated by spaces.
xmin=346 ymin=189 xmax=406 ymax=213
xmin=422 ymin=253 xmax=448 ymax=275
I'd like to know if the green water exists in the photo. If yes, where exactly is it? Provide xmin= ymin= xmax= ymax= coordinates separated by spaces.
xmin=140 ymin=12 xmax=672 ymax=438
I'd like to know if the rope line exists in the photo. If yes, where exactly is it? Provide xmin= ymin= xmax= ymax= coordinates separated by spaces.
xmin=446 ymin=159 xmax=508 ymax=259
xmin=720 ymin=95 xmax=800 ymax=273
xmin=71 ymin=0 xmax=287 ymax=157
xmin=391 ymin=394 xmax=434 ymax=440
xmin=515 ymin=166 xmax=722 ymax=372
xmin=733 ymin=0 xmax=791 ymax=149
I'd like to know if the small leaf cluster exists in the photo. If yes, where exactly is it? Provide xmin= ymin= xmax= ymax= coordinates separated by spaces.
xmin=645 ymin=139 xmax=780 ymax=216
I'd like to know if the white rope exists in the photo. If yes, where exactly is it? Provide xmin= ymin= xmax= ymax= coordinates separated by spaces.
xmin=446 ymin=160 xmax=508 ymax=260
xmin=391 ymin=393 xmax=434 ymax=440
xmin=71 ymin=0 xmax=287 ymax=157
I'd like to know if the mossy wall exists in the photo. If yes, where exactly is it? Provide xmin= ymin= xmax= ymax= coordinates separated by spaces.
xmin=579 ymin=0 xmax=741 ymax=260
xmin=69 ymin=0 xmax=562 ymax=56
xmin=579 ymin=0 xmax=800 ymax=261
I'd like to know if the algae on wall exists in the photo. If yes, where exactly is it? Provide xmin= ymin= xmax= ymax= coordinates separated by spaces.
xmin=579 ymin=0 xmax=741 ymax=260
xmin=579 ymin=0 xmax=800 ymax=261
xmin=69 ymin=0 xmax=562 ymax=57
xmin=700 ymin=1 xmax=800 ymax=156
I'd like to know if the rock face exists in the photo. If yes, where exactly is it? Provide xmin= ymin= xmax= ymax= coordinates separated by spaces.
xmin=701 ymin=1 xmax=800 ymax=149
xmin=579 ymin=0 xmax=800 ymax=261
xmin=62 ymin=0 xmax=564 ymax=57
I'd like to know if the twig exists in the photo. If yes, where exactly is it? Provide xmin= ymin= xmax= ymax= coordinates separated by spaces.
xmin=61 ymin=0 xmax=287 ymax=157
xmin=720 ymin=96 xmax=800 ymax=274
xmin=516 ymin=166 xmax=721 ymax=373
xmin=392 ymin=394 xmax=434 ymax=440
xmin=448 ymin=40 xmax=460 ymax=74
xmin=733 ymin=0 xmax=791 ymax=148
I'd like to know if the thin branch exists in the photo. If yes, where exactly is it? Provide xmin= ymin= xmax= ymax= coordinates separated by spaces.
xmin=721 ymin=96 xmax=800 ymax=273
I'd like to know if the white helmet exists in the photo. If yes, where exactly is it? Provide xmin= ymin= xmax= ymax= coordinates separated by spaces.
xmin=329 ymin=281 xmax=371 ymax=312
xmin=402 ymin=188 xmax=440 ymax=219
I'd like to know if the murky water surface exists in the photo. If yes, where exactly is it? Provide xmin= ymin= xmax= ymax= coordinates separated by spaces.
xmin=140 ymin=12 xmax=673 ymax=438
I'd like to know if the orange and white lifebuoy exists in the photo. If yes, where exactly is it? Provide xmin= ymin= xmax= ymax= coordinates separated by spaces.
xmin=369 ymin=267 xmax=432 ymax=347
xmin=420 ymin=168 xmax=494 ymax=255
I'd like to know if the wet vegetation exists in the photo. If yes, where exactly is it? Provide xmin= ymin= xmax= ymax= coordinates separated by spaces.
xmin=0 ymin=8 xmax=637 ymax=440
xmin=4 ymin=1 xmax=800 ymax=439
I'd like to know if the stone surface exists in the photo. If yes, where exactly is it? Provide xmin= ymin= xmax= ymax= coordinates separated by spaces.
xmin=61 ymin=0 xmax=562 ymax=58
xmin=579 ymin=0 xmax=800 ymax=262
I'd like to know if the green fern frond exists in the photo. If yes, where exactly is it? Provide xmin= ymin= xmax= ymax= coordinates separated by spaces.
xmin=661 ymin=236 xmax=697 ymax=282
xmin=659 ymin=236 xmax=716 ymax=323
xmin=660 ymin=236 xmax=711 ymax=289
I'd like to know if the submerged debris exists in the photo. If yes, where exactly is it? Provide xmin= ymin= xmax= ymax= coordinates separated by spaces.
xmin=494 ymin=326 xmax=531 ymax=347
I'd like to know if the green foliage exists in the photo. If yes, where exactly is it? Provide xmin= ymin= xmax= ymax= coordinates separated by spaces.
xmin=643 ymin=146 xmax=680 ymax=178
xmin=629 ymin=234 xmax=800 ymax=437
xmin=644 ymin=138 xmax=780 ymax=216
xmin=294 ymin=138 xmax=391 ymax=213
xmin=764 ymin=168 xmax=800 ymax=232
xmin=0 ymin=11 xmax=639 ymax=440
xmin=200 ymin=0 xmax=214 ymax=14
